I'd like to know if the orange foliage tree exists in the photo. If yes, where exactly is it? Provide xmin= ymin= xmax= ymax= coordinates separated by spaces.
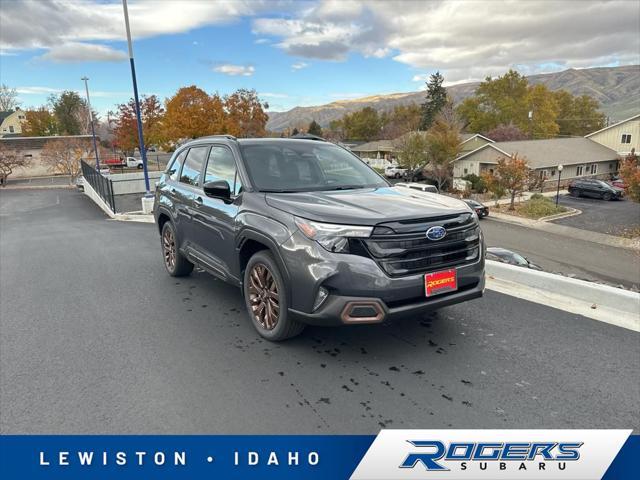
xmin=112 ymin=95 xmax=164 ymax=154
xmin=619 ymin=149 xmax=640 ymax=202
xmin=482 ymin=153 xmax=531 ymax=210
xmin=162 ymin=86 xmax=226 ymax=143
xmin=224 ymin=89 xmax=269 ymax=138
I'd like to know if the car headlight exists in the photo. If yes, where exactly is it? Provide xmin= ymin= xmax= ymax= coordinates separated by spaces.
xmin=294 ymin=217 xmax=373 ymax=253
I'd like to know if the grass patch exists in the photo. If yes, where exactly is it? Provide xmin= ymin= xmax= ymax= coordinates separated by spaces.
xmin=497 ymin=196 xmax=567 ymax=220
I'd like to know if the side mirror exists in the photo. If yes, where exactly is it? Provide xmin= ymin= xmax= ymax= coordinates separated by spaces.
xmin=203 ymin=180 xmax=231 ymax=201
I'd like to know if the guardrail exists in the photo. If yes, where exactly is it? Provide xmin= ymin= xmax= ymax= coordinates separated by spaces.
xmin=81 ymin=160 xmax=116 ymax=213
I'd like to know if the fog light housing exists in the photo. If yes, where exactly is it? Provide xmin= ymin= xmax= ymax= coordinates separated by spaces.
xmin=313 ymin=287 xmax=329 ymax=312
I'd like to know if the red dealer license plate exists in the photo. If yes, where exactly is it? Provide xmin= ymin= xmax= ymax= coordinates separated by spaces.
xmin=425 ymin=269 xmax=457 ymax=297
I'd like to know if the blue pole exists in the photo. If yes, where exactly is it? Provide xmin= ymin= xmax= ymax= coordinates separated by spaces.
xmin=122 ymin=0 xmax=150 ymax=195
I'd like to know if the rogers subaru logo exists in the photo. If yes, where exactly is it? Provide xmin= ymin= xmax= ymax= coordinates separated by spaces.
xmin=426 ymin=226 xmax=446 ymax=241
xmin=400 ymin=440 xmax=583 ymax=472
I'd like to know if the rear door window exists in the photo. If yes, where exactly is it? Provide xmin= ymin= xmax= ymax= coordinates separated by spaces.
xmin=167 ymin=150 xmax=187 ymax=182
xmin=179 ymin=146 xmax=209 ymax=187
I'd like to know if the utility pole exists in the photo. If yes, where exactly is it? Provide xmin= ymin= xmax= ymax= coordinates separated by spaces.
xmin=122 ymin=0 xmax=151 ymax=198
xmin=81 ymin=76 xmax=100 ymax=170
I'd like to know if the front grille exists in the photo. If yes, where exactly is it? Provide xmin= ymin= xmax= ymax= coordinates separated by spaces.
xmin=362 ymin=213 xmax=480 ymax=277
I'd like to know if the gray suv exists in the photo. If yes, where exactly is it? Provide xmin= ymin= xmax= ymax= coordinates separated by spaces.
xmin=154 ymin=136 xmax=485 ymax=341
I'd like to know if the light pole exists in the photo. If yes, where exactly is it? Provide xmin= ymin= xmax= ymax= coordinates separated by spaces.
xmin=556 ymin=164 xmax=564 ymax=206
xmin=81 ymin=76 xmax=100 ymax=170
xmin=122 ymin=0 xmax=151 ymax=197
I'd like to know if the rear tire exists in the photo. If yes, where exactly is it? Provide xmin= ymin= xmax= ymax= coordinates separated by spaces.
xmin=395 ymin=173 xmax=400 ymax=179
xmin=161 ymin=221 xmax=193 ymax=277
xmin=243 ymin=251 xmax=304 ymax=341
xmin=569 ymin=188 xmax=580 ymax=197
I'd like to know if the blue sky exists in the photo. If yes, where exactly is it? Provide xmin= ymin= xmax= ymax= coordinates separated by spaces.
xmin=1 ymin=0 xmax=639 ymax=118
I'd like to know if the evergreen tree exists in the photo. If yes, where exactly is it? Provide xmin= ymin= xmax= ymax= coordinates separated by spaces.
xmin=420 ymin=71 xmax=447 ymax=130
xmin=291 ymin=127 xmax=299 ymax=136
xmin=307 ymin=120 xmax=323 ymax=136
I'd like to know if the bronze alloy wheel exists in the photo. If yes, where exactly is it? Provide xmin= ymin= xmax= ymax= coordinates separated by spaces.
xmin=248 ymin=263 xmax=280 ymax=330
xmin=162 ymin=227 xmax=176 ymax=271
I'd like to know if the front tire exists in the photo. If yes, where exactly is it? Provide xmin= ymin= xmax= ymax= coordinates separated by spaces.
xmin=602 ymin=192 xmax=612 ymax=201
xmin=161 ymin=221 xmax=193 ymax=277
xmin=243 ymin=251 xmax=304 ymax=341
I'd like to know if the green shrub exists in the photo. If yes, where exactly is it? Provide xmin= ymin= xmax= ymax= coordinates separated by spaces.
xmin=518 ymin=196 xmax=566 ymax=219
xmin=530 ymin=193 xmax=544 ymax=200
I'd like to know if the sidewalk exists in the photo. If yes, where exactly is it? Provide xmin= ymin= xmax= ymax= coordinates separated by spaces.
xmin=487 ymin=211 xmax=640 ymax=251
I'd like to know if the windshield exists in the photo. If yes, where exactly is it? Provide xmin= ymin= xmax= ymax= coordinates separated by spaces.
xmin=239 ymin=141 xmax=389 ymax=192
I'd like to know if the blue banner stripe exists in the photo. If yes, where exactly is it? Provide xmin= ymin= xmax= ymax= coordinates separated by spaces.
xmin=0 ymin=435 xmax=375 ymax=480
xmin=602 ymin=435 xmax=640 ymax=479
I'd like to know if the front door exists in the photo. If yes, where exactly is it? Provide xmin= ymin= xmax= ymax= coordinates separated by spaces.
xmin=190 ymin=144 xmax=243 ymax=282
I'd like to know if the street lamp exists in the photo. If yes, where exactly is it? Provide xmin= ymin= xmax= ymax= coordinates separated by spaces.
xmin=81 ymin=76 xmax=100 ymax=170
xmin=122 ymin=0 xmax=151 ymax=203
xmin=556 ymin=164 xmax=564 ymax=206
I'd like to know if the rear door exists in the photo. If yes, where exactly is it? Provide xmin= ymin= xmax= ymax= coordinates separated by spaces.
xmin=174 ymin=145 xmax=210 ymax=250
xmin=190 ymin=145 xmax=243 ymax=281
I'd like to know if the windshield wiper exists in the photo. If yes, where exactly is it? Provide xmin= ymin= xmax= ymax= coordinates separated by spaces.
xmin=260 ymin=189 xmax=300 ymax=193
xmin=324 ymin=185 xmax=368 ymax=191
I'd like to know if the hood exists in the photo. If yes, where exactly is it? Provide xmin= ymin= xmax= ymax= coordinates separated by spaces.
xmin=265 ymin=186 xmax=471 ymax=225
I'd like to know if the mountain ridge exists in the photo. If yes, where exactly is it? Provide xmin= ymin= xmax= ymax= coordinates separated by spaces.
xmin=266 ymin=65 xmax=640 ymax=132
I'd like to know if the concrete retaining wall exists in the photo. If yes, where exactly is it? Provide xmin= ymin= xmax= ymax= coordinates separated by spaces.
xmin=109 ymin=171 xmax=163 ymax=195
xmin=485 ymin=260 xmax=640 ymax=331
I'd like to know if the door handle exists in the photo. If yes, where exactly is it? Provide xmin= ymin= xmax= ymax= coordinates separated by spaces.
xmin=171 ymin=188 xmax=177 ymax=194
xmin=194 ymin=196 xmax=203 ymax=205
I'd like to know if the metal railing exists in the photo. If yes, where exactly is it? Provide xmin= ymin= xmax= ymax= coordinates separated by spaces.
xmin=81 ymin=160 xmax=116 ymax=213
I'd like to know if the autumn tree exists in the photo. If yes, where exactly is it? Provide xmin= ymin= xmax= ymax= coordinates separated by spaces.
xmin=458 ymin=70 xmax=560 ymax=138
xmin=162 ymin=86 xmax=226 ymax=143
xmin=224 ymin=89 xmax=269 ymax=137
xmin=0 ymin=84 xmax=20 ymax=111
xmin=528 ymin=84 xmax=559 ymax=138
xmin=380 ymin=104 xmax=421 ymax=139
xmin=113 ymin=95 xmax=164 ymax=154
xmin=41 ymin=137 xmax=91 ymax=182
xmin=483 ymin=154 xmax=531 ymax=210
xmin=484 ymin=123 xmax=528 ymax=142
xmin=394 ymin=131 xmax=429 ymax=169
xmin=49 ymin=90 xmax=88 ymax=135
xmin=22 ymin=107 xmax=59 ymax=136
xmin=425 ymin=113 xmax=462 ymax=191
xmin=0 ymin=143 xmax=30 ymax=186
xmin=554 ymin=90 xmax=606 ymax=136
xmin=307 ymin=120 xmax=323 ymax=136
xmin=420 ymin=71 xmax=448 ymax=130
xmin=340 ymin=107 xmax=383 ymax=141
xmin=619 ymin=149 xmax=640 ymax=202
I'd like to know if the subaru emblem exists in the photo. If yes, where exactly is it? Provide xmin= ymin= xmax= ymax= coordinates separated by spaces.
xmin=426 ymin=226 xmax=446 ymax=241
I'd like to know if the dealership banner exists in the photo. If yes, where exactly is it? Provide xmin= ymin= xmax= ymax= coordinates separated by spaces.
xmin=0 ymin=430 xmax=637 ymax=479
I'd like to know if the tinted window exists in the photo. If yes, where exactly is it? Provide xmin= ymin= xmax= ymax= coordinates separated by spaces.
xmin=180 ymin=146 xmax=208 ymax=186
xmin=204 ymin=146 xmax=241 ymax=195
xmin=240 ymin=141 xmax=387 ymax=192
xmin=167 ymin=149 xmax=187 ymax=181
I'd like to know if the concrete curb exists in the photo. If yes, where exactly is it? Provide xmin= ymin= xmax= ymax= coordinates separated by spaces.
xmin=1 ymin=185 xmax=74 ymax=190
xmin=112 ymin=213 xmax=155 ymax=223
xmin=538 ymin=207 xmax=581 ymax=222
xmin=486 ymin=213 xmax=640 ymax=251
xmin=485 ymin=260 xmax=640 ymax=332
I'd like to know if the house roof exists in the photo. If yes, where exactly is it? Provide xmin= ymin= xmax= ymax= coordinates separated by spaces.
xmin=585 ymin=114 xmax=640 ymax=138
xmin=351 ymin=139 xmax=395 ymax=152
xmin=0 ymin=135 xmax=95 ymax=150
xmin=460 ymin=133 xmax=494 ymax=145
xmin=456 ymin=137 xmax=619 ymax=169
xmin=0 ymin=110 xmax=15 ymax=124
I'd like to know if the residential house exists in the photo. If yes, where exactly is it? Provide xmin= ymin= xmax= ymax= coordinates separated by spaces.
xmin=350 ymin=139 xmax=396 ymax=167
xmin=452 ymin=137 xmax=620 ymax=187
xmin=459 ymin=133 xmax=494 ymax=153
xmin=585 ymin=114 xmax=639 ymax=156
xmin=0 ymin=108 xmax=26 ymax=136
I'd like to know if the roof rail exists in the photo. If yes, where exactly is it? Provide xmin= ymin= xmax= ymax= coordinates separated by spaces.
xmin=198 ymin=134 xmax=238 ymax=141
xmin=291 ymin=133 xmax=327 ymax=141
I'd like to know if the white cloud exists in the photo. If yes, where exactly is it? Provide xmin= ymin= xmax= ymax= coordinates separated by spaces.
xmin=254 ymin=38 xmax=269 ymax=44
xmin=16 ymin=86 xmax=63 ymax=95
xmin=251 ymin=0 xmax=640 ymax=82
xmin=16 ymin=85 xmax=130 ymax=97
xmin=213 ymin=63 xmax=255 ymax=76
xmin=291 ymin=61 xmax=309 ymax=71
xmin=260 ymin=92 xmax=290 ymax=98
xmin=38 ymin=42 xmax=127 ymax=63
xmin=412 ymin=74 xmax=429 ymax=82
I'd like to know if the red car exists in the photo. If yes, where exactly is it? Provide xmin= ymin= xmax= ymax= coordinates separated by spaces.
xmin=609 ymin=178 xmax=627 ymax=190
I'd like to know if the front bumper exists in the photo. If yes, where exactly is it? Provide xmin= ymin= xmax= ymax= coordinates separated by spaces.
xmin=279 ymin=230 xmax=485 ymax=326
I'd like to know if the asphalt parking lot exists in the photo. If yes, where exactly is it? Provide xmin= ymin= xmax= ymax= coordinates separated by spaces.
xmin=1 ymin=189 xmax=638 ymax=434
xmin=553 ymin=193 xmax=640 ymax=236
